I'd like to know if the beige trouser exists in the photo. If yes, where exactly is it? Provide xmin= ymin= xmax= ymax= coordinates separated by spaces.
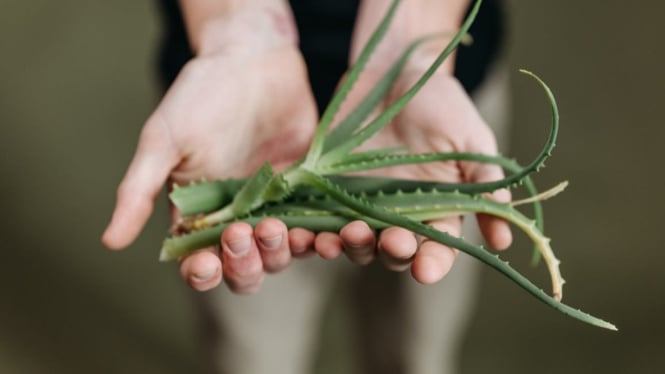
xmin=196 ymin=63 xmax=510 ymax=374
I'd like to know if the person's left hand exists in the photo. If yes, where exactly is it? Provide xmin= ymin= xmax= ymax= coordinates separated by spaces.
xmin=312 ymin=66 xmax=513 ymax=284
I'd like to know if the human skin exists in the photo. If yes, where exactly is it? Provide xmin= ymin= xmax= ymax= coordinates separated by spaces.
xmin=102 ymin=0 xmax=511 ymax=293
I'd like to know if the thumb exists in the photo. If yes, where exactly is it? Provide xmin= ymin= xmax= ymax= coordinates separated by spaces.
xmin=102 ymin=115 xmax=180 ymax=250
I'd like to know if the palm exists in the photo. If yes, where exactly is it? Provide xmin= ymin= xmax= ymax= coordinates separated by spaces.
xmin=160 ymin=47 xmax=316 ymax=185
xmin=346 ymin=70 xmax=493 ymax=185
xmin=330 ymin=69 xmax=510 ymax=282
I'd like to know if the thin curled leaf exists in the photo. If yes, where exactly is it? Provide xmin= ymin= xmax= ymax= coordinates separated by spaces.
xmin=300 ymin=171 xmax=616 ymax=331
xmin=304 ymin=0 xmax=401 ymax=166
xmin=323 ymin=35 xmax=441 ymax=153
xmin=318 ymin=0 xmax=484 ymax=165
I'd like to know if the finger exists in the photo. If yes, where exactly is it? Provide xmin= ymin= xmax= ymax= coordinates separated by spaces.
xmin=477 ymin=188 xmax=512 ymax=250
xmin=467 ymin=166 xmax=512 ymax=251
xmin=221 ymin=222 xmax=265 ymax=294
xmin=102 ymin=114 xmax=180 ymax=250
xmin=179 ymin=246 xmax=222 ymax=292
xmin=314 ymin=232 xmax=344 ymax=260
xmin=462 ymin=127 xmax=512 ymax=251
xmin=377 ymin=227 xmax=418 ymax=272
xmin=411 ymin=217 xmax=461 ymax=284
xmin=255 ymin=218 xmax=291 ymax=273
xmin=288 ymin=228 xmax=316 ymax=258
xmin=339 ymin=220 xmax=376 ymax=265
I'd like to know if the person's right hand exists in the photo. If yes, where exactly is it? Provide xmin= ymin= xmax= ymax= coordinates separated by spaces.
xmin=102 ymin=8 xmax=320 ymax=293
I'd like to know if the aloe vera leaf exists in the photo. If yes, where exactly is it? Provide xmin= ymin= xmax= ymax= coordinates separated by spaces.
xmin=170 ymin=179 xmax=244 ymax=216
xmin=303 ymin=0 xmax=401 ymax=167
xmin=318 ymin=0 xmax=483 ymax=166
xmin=300 ymin=170 xmax=616 ymax=330
xmin=330 ymin=147 xmax=408 ymax=164
xmin=511 ymin=181 xmax=567 ymax=207
xmin=320 ymin=151 xmax=535 ymax=192
xmin=191 ymin=163 xmax=277 ymax=229
xmin=323 ymin=36 xmax=438 ymax=153
xmin=516 ymin=68 xmax=559 ymax=264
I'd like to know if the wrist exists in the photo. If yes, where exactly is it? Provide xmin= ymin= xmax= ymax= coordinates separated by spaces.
xmin=352 ymin=0 xmax=471 ymax=75
xmin=179 ymin=0 xmax=298 ymax=57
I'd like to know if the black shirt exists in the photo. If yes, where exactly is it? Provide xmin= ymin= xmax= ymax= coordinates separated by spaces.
xmin=156 ymin=0 xmax=504 ymax=111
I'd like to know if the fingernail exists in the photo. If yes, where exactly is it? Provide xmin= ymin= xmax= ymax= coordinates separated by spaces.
xmin=192 ymin=266 xmax=218 ymax=283
xmin=258 ymin=235 xmax=282 ymax=250
xmin=227 ymin=236 xmax=251 ymax=256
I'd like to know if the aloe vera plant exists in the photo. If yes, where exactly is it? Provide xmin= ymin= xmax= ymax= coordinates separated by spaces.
xmin=162 ymin=0 xmax=616 ymax=330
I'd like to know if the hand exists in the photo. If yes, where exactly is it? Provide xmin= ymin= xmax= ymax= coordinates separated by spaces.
xmin=314 ymin=67 xmax=513 ymax=284
xmin=102 ymin=33 xmax=320 ymax=293
xmin=301 ymin=0 xmax=511 ymax=283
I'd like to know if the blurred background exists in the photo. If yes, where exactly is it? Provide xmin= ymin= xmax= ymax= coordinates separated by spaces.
xmin=1 ymin=0 xmax=663 ymax=373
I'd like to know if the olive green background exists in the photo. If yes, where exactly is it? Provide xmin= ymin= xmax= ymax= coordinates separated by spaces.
xmin=1 ymin=1 xmax=663 ymax=373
